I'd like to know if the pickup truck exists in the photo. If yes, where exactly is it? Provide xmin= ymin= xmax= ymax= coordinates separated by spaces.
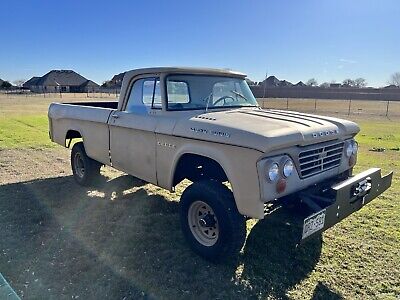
xmin=48 ymin=67 xmax=392 ymax=261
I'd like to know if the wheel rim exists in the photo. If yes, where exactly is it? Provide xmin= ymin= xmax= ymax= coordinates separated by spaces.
xmin=188 ymin=200 xmax=219 ymax=246
xmin=74 ymin=152 xmax=85 ymax=178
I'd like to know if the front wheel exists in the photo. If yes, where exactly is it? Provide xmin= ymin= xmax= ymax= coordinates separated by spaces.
xmin=180 ymin=180 xmax=246 ymax=261
xmin=71 ymin=142 xmax=102 ymax=186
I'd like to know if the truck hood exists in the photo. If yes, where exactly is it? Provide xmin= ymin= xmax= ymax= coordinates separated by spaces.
xmin=172 ymin=108 xmax=360 ymax=152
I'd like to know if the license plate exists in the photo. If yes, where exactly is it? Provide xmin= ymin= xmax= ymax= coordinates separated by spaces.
xmin=302 ymin=209 xmax=326 ymax=239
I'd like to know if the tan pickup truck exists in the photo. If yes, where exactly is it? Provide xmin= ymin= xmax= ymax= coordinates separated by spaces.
xmin=48 ymin=67 xmax=392 ymax=260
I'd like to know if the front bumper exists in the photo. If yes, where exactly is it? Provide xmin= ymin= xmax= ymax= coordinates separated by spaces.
xmin=300 ymin=168 xmax=393 ymax=242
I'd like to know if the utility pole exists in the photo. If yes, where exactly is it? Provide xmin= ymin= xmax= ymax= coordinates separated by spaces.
xmin=262 ymin=70 xmax=268 ymax=100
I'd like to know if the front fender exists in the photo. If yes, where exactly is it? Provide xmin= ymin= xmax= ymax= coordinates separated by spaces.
xmin=157 ymin=135 xmax=265 ymax=219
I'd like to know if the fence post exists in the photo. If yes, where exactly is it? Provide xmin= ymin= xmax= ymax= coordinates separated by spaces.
xmin=386 ymin=100 xmax=390 ymax=117
xmin=286 ymin=98 xmax=289 ymax=110
xmin=314 ymin=99 xmax=317 ymax=112
xmin=348 ymin=99 xmax=351 ymax=116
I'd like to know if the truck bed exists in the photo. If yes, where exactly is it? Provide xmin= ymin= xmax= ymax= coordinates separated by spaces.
xmin=48 ymin=101 xmax=118 ymax=165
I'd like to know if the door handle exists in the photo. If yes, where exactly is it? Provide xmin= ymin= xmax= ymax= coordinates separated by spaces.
xmin=111 ymin=114 xmax=119 ymax=119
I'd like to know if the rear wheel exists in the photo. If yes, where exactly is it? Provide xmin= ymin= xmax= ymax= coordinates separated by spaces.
xmin=71 ymin=142 xmax=102 ymax=186
xmin=180 ymin=180 xmax=246 ymax=261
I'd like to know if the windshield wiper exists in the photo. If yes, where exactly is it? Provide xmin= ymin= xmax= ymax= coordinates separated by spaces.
xmin=202 ymin=92 xmax=213 ymax=112
xmin=230 ymin=90 xmax=248 ymax=101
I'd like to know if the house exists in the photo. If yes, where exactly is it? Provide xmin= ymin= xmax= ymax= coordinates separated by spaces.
xmin=103 ymin=72 xmax=126 ymax=88
xmin=260 ymin=76 xmax=294 ymax=87
xmin=294 ymin=81 xmax=306 ymax=87
xmin=330 ymin=83 xmax=341 ymax=88
xmin=384 ymin=84 xmax=399 ymax=89
xmin=111 ymin=72 xmax=125 ymax=87
xmin=23 ymin=70 xmax=99 ymax=93
xmin=22 ymin=76 xmax=41 ymax=89
xmin=0 ymin=78 xmax=13 ymax=89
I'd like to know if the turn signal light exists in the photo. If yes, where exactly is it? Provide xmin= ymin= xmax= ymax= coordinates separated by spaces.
xmin=276 ymin=179 xmax=287 ymax=193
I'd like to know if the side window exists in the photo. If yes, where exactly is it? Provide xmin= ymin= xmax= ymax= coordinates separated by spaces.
xmin=125 ymin=77 xmax=161 ymax=113
xmin=142 ymin=80 xmax=154 ymax=105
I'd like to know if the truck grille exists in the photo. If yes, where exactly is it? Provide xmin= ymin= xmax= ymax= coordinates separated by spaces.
xmin=298 ymin=142 xmax=344 ymax=178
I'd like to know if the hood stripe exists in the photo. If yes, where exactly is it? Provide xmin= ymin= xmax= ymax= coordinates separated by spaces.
xmin=269 ymin=109 xmax=340 ymax=123
xmin=238 ymin=111 xmax=311 ymax=127
xmin=258 ymin=110 xmax=325 ymax=125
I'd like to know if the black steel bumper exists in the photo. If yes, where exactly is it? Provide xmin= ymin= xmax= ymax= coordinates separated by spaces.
xmin=300 ymin=168 xmax=393 ymax=242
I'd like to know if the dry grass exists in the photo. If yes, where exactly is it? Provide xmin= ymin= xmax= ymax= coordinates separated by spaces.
xmin=258 ymin=98 xmax=400 ymax=118
xmin=0 ymin=93 xmax=117 ymax=117
xmin=0 ymin=94 xmax=399 ymax=299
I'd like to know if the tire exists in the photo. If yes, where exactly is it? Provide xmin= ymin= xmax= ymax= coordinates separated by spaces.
xmin=180 ymin=180 xmax=246 ymax=261
xmin=71 ymin=142 xmax=102 ymax=186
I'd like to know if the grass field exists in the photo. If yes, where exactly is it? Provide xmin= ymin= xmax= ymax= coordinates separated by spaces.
xmin=0 ymin=94 xmax=399 ymax=299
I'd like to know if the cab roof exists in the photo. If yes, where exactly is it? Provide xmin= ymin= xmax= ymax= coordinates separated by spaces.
xmin=123 ymin=67 xmax=246 ymax=79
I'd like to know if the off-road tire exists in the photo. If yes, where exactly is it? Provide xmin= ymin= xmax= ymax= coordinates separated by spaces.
xmin=71 ymin=142 xmax=102 ymax=186
xmin=180 ymin=180 xmax=246 ymax=262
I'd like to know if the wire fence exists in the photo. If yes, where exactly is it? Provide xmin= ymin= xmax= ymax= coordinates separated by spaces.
xmin=0 ymin=90 xmax=120 ymax=100
xmin=257 ymin=98 xmax=400 ymax=118
xmin=1 ymin=91 xmax=399 ymax=118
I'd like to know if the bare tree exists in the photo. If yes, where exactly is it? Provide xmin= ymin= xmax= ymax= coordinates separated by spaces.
xmin=342 ymin=79 xmax=355 ymax=87
xmin=13 ymin=79 xmax=26 ymax=88
xmin=306 ymin=78 xmax=318 ymax=87
xmin=354 ymin=78 xmax=367 ymax=88
xmin=389 ymin=72 xmax=400 ymax=87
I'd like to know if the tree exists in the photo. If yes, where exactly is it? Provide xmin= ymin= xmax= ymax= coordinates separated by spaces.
xmin=342 ymin=79 xmax=355 ymax=87
xmin=389 ymin=72 xmax=400 ymax=87
xmin=13 ymin=79 xmax=26 ymax=88
xmin=306 ymin=78 xmax=318 ymax=87
xmin=0 ymin=81 xmax=12 ymax=89
xmin=354 ymin=78 xmax=367 ymax=88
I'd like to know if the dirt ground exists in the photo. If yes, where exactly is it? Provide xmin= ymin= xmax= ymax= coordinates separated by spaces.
xmin=0 ymin=148 xmax=330 ymax=299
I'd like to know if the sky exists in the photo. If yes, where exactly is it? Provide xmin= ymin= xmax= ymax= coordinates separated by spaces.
xmin=0 ymin=0 xmax=399 ymax=87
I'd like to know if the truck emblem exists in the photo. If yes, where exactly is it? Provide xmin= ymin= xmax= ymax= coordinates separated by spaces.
xmin=190 ymin=127 xmax=230 ymax=138
xmin=157 ymin=141 xmax=176 ymax=148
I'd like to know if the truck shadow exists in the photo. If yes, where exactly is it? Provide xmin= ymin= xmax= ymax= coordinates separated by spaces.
xmin=0 ymin=175 xmax=342 ymax=299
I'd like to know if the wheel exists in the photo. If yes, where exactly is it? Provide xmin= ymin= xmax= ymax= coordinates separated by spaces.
xmin=180 ymin=180 xmax=246 ymax=261
xmin=71 ymin=142 xmax=102 ymax=186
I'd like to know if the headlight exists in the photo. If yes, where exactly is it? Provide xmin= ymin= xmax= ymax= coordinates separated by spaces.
xmin=352 ymin=141 xmax=358 ymax=155
xmin=283 ymin=159 xmax=294 ymax=177
xmin=345 ymin=141 xmax=354 ymax=157
xmin=268 ymin=163 xmax=279 ymax=182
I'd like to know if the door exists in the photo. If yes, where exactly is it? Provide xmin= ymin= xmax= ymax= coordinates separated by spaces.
xmin=108 ymin=76 xmax=161 ymax=184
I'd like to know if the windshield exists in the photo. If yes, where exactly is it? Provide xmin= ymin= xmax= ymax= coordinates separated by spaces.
xmin=166 ymin=75 xmax=258 ymax=111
